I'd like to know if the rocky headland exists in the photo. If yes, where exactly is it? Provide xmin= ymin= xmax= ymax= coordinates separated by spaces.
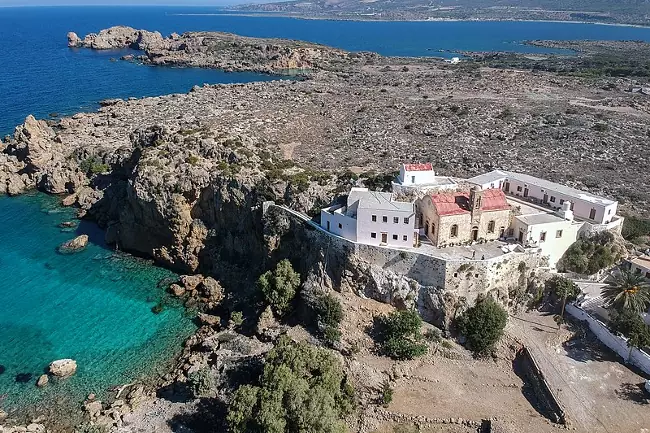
xmin=67 ymin=26 xmax=378 ymax=75
xmin=2 ymin=28 xmax=650 ymax=432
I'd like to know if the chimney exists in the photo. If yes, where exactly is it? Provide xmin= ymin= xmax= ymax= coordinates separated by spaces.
xmin=556 ymin=201 xmax=574 ymax=221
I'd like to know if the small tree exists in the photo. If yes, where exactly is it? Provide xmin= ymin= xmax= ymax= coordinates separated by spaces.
xmin=257 ymin=259 xmax=301 ymax=315
xmin=545 ymin=275 xmax=580 ymax=328
xmin=377 ymin=310 xmax=427 ymax=360
xmin=456 ymin=296 xmax=508 ymax=356
xmin=226 ymin=337 xmax=355 ymax=433
xmin=314 ymin=293 xmax=344 ymax=346
xmin=610 ymin=309 xmax=650 ymax=361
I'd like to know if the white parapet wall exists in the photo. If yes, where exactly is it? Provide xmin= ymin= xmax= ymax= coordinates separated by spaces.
xmin=566 ymin=303 xmax=650 ymax=375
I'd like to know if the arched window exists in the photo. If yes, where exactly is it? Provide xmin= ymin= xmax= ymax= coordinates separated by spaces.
xmin=487 ymin=220 xmax=495 ymax=233
xmin=450 ymin=224 xmax=458 ymax=238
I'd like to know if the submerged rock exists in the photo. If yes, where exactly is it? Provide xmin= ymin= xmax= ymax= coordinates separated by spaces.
xmin=15 ymin=373 xmax=33 ymax=383
xmin=36 ymin=374 xmax=49 ymax=388
xmin=49 ymin=359 xmax=77 ymax=378
xmin=58 ymin=221 xmax=77 ymax=228
xmin=0 ymin=364 xmax=5 ymax=374
xmin=58 ymin=234 xmax=89 ymax=253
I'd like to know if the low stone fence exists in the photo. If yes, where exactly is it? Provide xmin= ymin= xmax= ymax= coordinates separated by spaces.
xmin=566 ymin=303 xmax=650 ymax=375
xmin=515 ymin=347 xmax=567 ymax=425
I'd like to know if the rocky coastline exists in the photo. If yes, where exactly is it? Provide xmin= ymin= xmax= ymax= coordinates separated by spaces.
xmin=66 ymin=26 xmax=378 ymax=75
xmin=3 ymin=28 xmax=650 ymax=432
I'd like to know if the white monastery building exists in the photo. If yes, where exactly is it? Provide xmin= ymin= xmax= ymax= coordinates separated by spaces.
xmin=320 ymin=187 xmax=417 ymax=247
xmin=318 ymin=163 xmax=622 ymax=269
xmin=392 ymin=163 xmax=457 ymax=193
xmin=466 ymin=170 xmax=620 ymax=226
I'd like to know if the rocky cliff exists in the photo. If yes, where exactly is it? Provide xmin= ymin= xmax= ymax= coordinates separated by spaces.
xmin=67 ymin=26 xmax=378 ymax=74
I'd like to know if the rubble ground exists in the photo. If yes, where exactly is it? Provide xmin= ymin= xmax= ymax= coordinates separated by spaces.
xmin=509 ymin=310 xmax=650 ymax=433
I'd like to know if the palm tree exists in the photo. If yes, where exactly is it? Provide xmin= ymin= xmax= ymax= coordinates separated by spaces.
xmin=601 ymin=270 xmax=650 ymax=314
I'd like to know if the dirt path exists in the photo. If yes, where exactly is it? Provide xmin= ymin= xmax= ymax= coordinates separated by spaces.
xmin=508 ymin=310 xmax=650 ymax=433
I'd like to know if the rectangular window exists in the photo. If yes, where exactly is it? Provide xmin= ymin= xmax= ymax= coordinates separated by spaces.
xmin=540 ymin=232 xmax=547 ymax=242
xmin=371 ymin=215 xmax=377 ymax=222
xmin=608 ymin=209 xmax=612 ymax=215
xmin=589 ymin=208 xmax=596 ymax=220
xmin=556 ymin=230 xmax=563 ymax=238
xmin=570 ymin=202 xmax=575 ymax=211
xmin=550 ymin=196 xmax=556 ymax=203
xmin=393 ymin=217 xmax=399 ymax=224
xmin=338 ymin=223 xmax=342 ymax=229
xmin=517 ymin=186 xmax=522 ymax=192
xmin=646 ymin=272 xmax=650 ymax=279
xmin=559 ymin=199 xmax=564 ymax=205
xmin=371 ymin=232 xmax=377 ymax=239
xmin=392 ymin=234 xmax=398 ymax=240
xmin=411 ymin=175 xmax=416 ymax=184
xmin=403 ymin=235 xmax=408 ymax=241
xmin=508 ymin=228 xmax=514 ymax=236
xmin=403 ymin=217 xmax=409 ymax=224
xmin=635 ymin=268 xmax=642 ymax=274
xmin=382 ymin=216 xmax=388 ymax=223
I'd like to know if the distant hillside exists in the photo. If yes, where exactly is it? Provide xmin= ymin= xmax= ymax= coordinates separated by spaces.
xmin=233 ymin=0 xmax=650 ymax=25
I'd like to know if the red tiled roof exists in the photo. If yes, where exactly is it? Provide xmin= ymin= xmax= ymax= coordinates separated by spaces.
xmin=430 ymin=193 xmax=470 ymax=216
xmin=403 ymin=162 xmax=433 ymax=172
xmin=480 ymin=188 xmax=510 ymax=211
xmin=430 ymin=189 xmax=510 ymax=216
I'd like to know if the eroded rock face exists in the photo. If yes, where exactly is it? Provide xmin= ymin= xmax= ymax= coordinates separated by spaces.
xmin=49 ymin=359 xmax=77 ymax=378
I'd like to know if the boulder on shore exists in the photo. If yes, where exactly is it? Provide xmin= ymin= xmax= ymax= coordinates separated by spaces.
xmin=49 ymin=359 xmax=77 ymax=378
xmin=58 ymin=235 xmax=89 ymax=253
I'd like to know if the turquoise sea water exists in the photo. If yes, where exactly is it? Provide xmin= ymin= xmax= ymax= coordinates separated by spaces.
xmin=0 ymin=193 xmax=196 ymax=413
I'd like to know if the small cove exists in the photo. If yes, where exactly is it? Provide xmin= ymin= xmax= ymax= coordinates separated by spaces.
xmin=0 ymin=193 xmax=197 ymax=416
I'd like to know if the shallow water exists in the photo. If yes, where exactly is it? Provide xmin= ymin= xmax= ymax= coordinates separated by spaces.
xmin=0 ymin=193 xmax=196 ymax=413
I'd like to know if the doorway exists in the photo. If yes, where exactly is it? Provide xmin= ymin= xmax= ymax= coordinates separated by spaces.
xmin=523 ymin=187 xmax=529 ymax=198
xmin=518 ymin=230 xmax=524 ymax=243
xmin=471 ymin=227 xmax=479 ymax=241
xmin=543 ymin=194 xmax=548 ymax=204
xmin=326 ymin=221 xmax=330 ymax=231
xmin=504 ymin=182 xmax=510 ymax=193
xmin=381 ymin=232 xmax=388 ymax=244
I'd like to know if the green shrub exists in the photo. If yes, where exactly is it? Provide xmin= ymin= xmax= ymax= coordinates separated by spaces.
xmin=186 ymin=155 xmax=200 ymax=165
xmin=188 ymin=368 xmax=215 ymax=398
xmin=377 ymin=310 xmax=427 ymax=360
xmin=559 ymin=231 xmax=619 ymax=275
xmin=380 ymin=381 xmax=393 ymax=407
xmin=622 ymin=215 xmax=650 ymax=241
xmin=257 ymin=259 xmax=301 ymax=315
xmin=314 ymin=293 xmax=344 ymax=346
xmin=323 ymin=325 xmax=342 ymax=345
xmin=227 ymin=337 xmax=355 ymax=433
xmin=230 ymin=311 xmax=244 ymax=328
xmin=456 ymin=296 xmax=508 ymax=356
xmin=424 ymin=327 xmax=442 ymax=343
xmin=79 ymin=157 xmax=109 ymax=175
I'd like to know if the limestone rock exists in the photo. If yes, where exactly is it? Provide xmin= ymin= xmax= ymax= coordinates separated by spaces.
xmin=180 ymin=274 xmax=204 ymax=291
xmin=25 ymin=424 xmax=45 ymax=433
xmin=169 ymin=283 xmax=185 ymax=297
xmin=67 ymin=31 xmax=81 ymax=47
xmin=84 ymin=400 xmax=103 ymax=418
xmin=58 ymin=235 xmax=88 ymax=253
xmin=36 ymin=374 xmax=48 ymax=388
xmin=198 ymin=277 xmax=223 ymax=303
xmin=49 ymin=359 xmax=77 ymax=377
xmin=198 ymin=313 xmax=220 ymax=327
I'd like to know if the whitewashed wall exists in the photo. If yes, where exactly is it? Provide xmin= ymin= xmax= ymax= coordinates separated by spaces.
xmin=566 ymin=303 xmax=650 ymax=375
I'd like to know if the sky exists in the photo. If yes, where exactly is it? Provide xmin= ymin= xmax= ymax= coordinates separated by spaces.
xmin=0 ymin=0 xmax=261 ymax=5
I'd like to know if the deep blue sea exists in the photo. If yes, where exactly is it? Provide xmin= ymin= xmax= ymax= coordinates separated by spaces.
xmin=3 ymin=5 xmax=650 ymax=416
